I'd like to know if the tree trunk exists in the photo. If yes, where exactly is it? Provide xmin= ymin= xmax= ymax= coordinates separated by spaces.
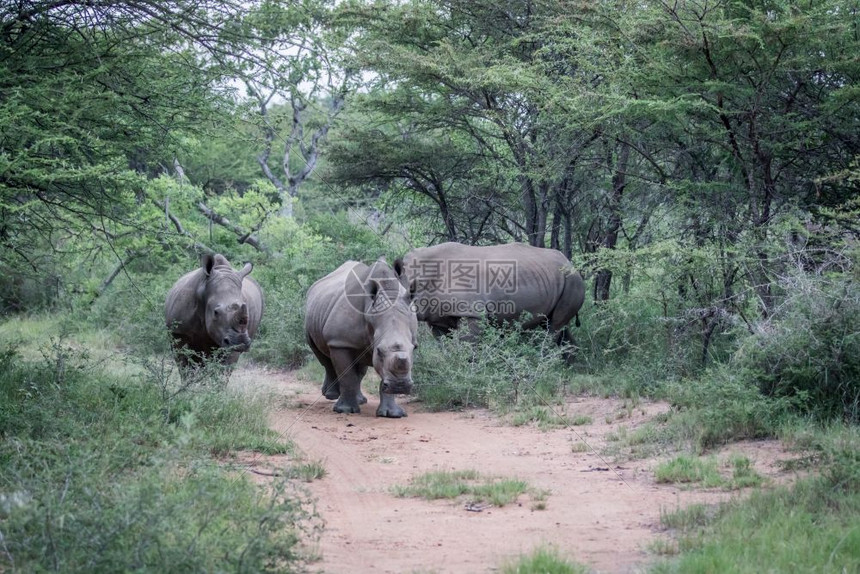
xmin=593 ymin=141 xmax=630 ymax=301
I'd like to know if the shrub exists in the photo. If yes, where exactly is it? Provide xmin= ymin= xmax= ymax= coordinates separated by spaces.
xmin=412 ymin=318 xmax=569 ymax=413
xmin=0 ymin=327 xmax=315 ymax=572
xmin=663 ymin=367 xmax=794 ymax=451
xmin=734 ymin=273 xmax=860 ymax=422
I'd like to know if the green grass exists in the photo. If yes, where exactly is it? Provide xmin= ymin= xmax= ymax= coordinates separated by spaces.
xmin=511 ymin=405 xmax=571 ymax=429
xmin=654 ymin=455 xmax=764 ymax=490
xmin=0 ymin=322 xmax=317 ymax=572
xmin=391 ymin=469 xmax=533 ymax=507
xmin=289 ymin=459 xmax=327 ymax=482
xmin=500 ymin=546 xmax=589 ymax=574
xmin=653 ymin=426 xmax=860 ymax=573
xmin=655 ymin=456 xmax=724 ymax=488
xmin=726 ymin=454 xmax=765 ymax=488
xmin=654 ymin=479 xmax=860 ymax=573
xmin=570 ymin=414 xmax=593 ymax=426
xmin=659 ymin=503 xmax=715 ymax=531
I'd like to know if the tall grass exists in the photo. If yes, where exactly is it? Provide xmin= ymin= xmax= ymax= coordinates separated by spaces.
xmin=0 ymin=323 xmax=315 ymax=572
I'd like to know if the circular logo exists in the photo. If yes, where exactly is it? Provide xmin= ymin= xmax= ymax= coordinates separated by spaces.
xmin=343 ymin=261 xmax=403 ymax=317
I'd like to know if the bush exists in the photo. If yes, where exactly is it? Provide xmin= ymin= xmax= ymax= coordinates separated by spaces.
xmin=734 ymin=273 xmax=860 ymax=422
xmin=0 ymin=330 xmax=315 ymax=572
xmin=662 ymin=367 xmax=794 ymax=451
xmin=412 ymin=318 xmax=570 ymax=413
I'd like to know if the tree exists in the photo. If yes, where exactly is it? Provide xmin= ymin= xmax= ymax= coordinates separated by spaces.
xmin=615 ymin=0 xmax=860 ymax=314
xmin=333 ymin=0 xmax=607 ymax=247
xmin=0 ymin=1 xmax=327 ymax=308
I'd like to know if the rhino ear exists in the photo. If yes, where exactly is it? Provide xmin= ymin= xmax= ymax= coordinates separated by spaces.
xmin=238 ymin=262 xmax=253 ymax=280
xmin=367 ymin=278 xmax=380 ymax=300
xmin=201 ymin=253 xmax=216 ymax=276
xmin=394 ymin=258 xmax=413 ymax=291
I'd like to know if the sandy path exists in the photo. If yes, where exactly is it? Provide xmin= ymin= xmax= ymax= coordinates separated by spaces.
xmin=232 ymin=366 xmax=795 ymax=574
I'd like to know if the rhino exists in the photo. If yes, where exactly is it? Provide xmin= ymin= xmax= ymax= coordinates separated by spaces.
xmin=164 ymin=253 xmax=264 ymax=370
xmin=305 ymin=259 xmax=418 ymax=418
xmin=399 ymin=242 xmax=585 ymax=343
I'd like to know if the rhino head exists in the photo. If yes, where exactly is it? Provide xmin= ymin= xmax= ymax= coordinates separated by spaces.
xmin=198 ymin=254 xmax=254 ymax=352
xmin=363 ymin=259 xmax=418 ymax=396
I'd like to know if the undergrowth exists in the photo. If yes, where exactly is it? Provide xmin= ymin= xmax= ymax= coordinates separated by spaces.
xmin=0 ymin=328 xmax=317 ymax=572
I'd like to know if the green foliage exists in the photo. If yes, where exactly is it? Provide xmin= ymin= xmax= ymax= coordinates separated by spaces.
xmin=0 ymin=324 xmax=315 ymax=572
xmin=662 ymin=367 xmax=794 ymax=452
xmin=412 ymin=319 xmax=570 ymax=413
xmin=500 ymin=546 xmax=588 ymax=574
xmin=0 ymin=2 xmax=248 ymax=310
xmin=734 ymin=272 xmax=860 ymax=423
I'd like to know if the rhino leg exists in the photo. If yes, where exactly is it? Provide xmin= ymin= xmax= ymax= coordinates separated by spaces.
xmin=330 ymin=349 xmax=363 ymax=414
xmin=308 ymin=336 xmax=341 ymax=399
xmin=376 ymin=387 xmax=407 ymax=418
xmin=355 ymin=365 xmax=368 ymax=405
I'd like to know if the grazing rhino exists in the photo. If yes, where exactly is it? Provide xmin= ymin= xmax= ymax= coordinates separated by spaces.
xmin=400 ymin=242 xmax=585 ymax=343
xmin=165 ymin=253 xmax=264 ymax=370
xmin=305 ymin=259 xmax=418 ymax=418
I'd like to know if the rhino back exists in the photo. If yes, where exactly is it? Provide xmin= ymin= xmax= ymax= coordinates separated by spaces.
xmin=404 ymin=242 xmax=571 ymax=319
xmin=165 ymin=268 xmax=206 ymax=336
xmin=305 ymin=262 xmax=372 ymax=353
xmin=242 ymin=277 xmax=264 ymax=336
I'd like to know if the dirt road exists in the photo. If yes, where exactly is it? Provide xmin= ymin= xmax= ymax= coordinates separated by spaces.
xmin=232 ymin=366 xmax=793 ymax=574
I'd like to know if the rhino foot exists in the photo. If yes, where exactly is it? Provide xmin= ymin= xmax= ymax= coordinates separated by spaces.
xmin=357 ymin=391 xmax=368 ymax=405
xmin=322 ymin=380 xmax=340 ymax=400
xmin=376 ymin=404 xmax=407 ymax=418
xmin=333 ymin=399 xmax=361 ymax=414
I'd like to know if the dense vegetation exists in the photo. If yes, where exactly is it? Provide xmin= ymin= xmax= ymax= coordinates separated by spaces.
xmin=1 ymin=0 xmax=858 ymax=571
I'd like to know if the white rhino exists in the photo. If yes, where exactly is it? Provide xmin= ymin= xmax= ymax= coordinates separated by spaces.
xmin=400 ymin=242 xmax=585 ymax=343
xmin=164 ymin=253 xmax=264 ymax=369
xmin=304 ymin=259 xmax=418 ymax=418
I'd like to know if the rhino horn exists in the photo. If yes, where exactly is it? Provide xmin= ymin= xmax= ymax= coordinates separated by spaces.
xmin=238 ymin=262 xmax=253 ymax=280
xmin=237 ymin=303 xmax=249 ymax=327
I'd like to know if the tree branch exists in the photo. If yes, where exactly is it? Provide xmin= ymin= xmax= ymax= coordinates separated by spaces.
xmin=151 ymin=197 xmax=212 ymax=254
xmin=196 ymin=202 xmax=269 ymax=253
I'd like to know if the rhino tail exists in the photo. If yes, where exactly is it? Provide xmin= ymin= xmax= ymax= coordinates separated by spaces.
xmin=554 ymin=269 xmax=586 ymax=331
